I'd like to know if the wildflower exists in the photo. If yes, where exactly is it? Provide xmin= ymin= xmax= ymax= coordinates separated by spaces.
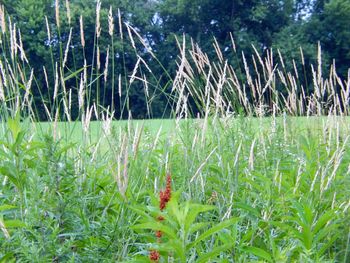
xmin=149 ymin=250 xmax=160 ymax=262
xmin=157 ymin=215 xmax=164 ymax=221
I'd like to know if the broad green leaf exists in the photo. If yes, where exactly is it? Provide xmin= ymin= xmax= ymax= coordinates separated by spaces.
xmin=4 ymin=220 xmax=26 ymax=228
xmin=0 ymin=253 xmax=15 ymax=263
xmin=301 ymin=225 xmax=313 ymax=250
xmin=315 ymin=223 xmax=339 ymax=243
xmin=196 ymin=243 xmax=233 ymax=263
xmin=240 ymin=229 xmax=255 ymax=244
xmin=7 ymin=114 xmax=21 ymax=141
xmin=129 ymin=206 xmax=155 ymax=221
xmin=161 ymin=239 xmax=186 ymax=261
xmin=235 ymin=202 xmax=260 ymax=217
xmin=57 ymin=143 xmax=77 ymax=156
xmin=318 ymin=233 xmax=340 ymax=256
xmin=217 ymin=229 xmax=236 ymax=246
xmin=167 ymin=195 xmax=186 ymax=226
xmin=241 ymin=246 xmax=273 ymax=262
xmin=63 ymin=67 xmax=86 ymax=81
xmin=184 ymin=203 xmax=215 ymax=234
xmin=189 ymin=217 xmax=239 ymax=248
xmin=0 ymin=205 xmax=16 ymax=212
xmin=313 ymin=210 xmax=334 ymax=235
xmin=270 ymin=221 xmax=303 ymax=241
xmin=188 ymin=222 xmax=210 ymax=235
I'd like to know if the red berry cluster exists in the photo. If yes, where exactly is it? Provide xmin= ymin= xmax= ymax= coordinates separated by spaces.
xmin=149 ymin=173 xmax=172 ymax=262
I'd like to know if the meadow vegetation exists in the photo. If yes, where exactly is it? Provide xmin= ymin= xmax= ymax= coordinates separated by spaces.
xmin=0 ymin=1 xmax=350 ymax=262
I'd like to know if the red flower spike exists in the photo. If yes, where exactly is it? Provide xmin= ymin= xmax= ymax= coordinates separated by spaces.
xmin=159 ymin=174 xmax=172 ymax=211
xmin=155 ymin=230 xmax=162 ymax=238
xmin=149 ymin=250 xmax=160 ymax=261
xmin=157 ymin=215 xmax=164 ymax=221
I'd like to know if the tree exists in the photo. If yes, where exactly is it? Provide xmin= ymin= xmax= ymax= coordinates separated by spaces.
xmin=304 ymin=0 xmax=350 ymax=77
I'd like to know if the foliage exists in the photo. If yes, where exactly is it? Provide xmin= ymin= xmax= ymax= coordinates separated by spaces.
xmin=0 ymin=116 xmax=349 ymax=261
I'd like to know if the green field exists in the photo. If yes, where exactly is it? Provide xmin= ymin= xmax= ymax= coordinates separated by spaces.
xmin=31 ymin=115 xmax=350 ymax=142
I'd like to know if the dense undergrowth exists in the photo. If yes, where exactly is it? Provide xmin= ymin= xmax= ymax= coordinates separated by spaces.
xmin=0 ymin=115 xmax=349 ymax=262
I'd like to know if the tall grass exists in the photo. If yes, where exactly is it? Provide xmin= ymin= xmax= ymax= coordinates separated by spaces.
xmin=0 ymin=3 xmax=349 ymax=262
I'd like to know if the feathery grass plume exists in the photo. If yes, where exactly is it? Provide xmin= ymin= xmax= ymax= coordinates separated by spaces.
xmin=116 ymin=134 xmax=129 ymax=197
xmin=118 ymin=73 xmax=122 ymax=96
xmin=82 ymin=105 xmax=93 ymax=134
xmin=83 ymin=58 xmax=87 ymax=84
xmin=17 ymin=29 xmax=28 ymax=63
xmin=43 ymin=103 xmax=52 ymax=121
xmin=190 ymin=147 xmax=217 ymax=184
xmin=248 ymin=138 xmax=256 ymax=170
xmin=129 ymin=57 xmax=141 ymax=85
xmin=118 ymin=8 xmax=123 ymax=39
xmin=62 ymin=27 xmax=72 ymax=68
xmin=95 ymin=0 xmax=101 ymax=38
xmin=0 ymin=5 xmax=5 ymax=34
xmin=9 ymin=21 xmax=18 ymax=60
xmin=0 ymin=218 xmax=10 ymax=239
xmin=300 ymin=46 xmax=305 ymax=66
xmin=23 ymin=69 xmax=34 ymax=107
xmin=104 ymin=46 xmax=109 ymax=82
xmin=53 ymin=109 xmax=59 ymax=140
xmin=59 ymin=66 xmax=68 ymax=115
xmin=0 ymin=75 xmax=4 ymax=101
xmin=53 ymin=62 xmax=59 ymax=101
xmin=126 ymin=23 xmax=136 ymax=50
xmin=65 ymin=0 xmax=71 ymax=25
xmin=108 ymin=6 xmax=114 ymax=36
xmin=11 ymin=23 xmax=18 ymax=57
xmin=0 ymin=59 xmax=7 ymax=88
xmin=324 ymin=137 xmax=348 ymax=191
xmin=55 ymin=0 xmax=60 ymax=29
xmin=317 ymin=41 xmax=323 ymax=87
xmin=278 ymin=49 xmax=286 ymax=70
xmin=132 ymin=123 xmax=143 ymax=158
xmin=293 ymin=163 xmax=304 ymax=194
xmin=45 ymin=16 xmax=51 ymax=44
xmin=78 ymin=73 xmax=85 ymax=110
xmin=229 ymin=32 xmax=236 ymax=53
xmin=213 ymin=37 xmax=223 ymax=63
xmin=79 ymin=15 xmax=85 ymax=48
xmin=292 ymin=59 xmax=299 ymax=80
xmin=127 ymin=24 xmax=156 ymax=58
xmin=93 ymin=102 xmax=99 ymax=120
xmin=61 ymin=85 xmax=71 ymax=122
xmin=101 ymin=109 xmax=114 ymax=136
xmin=43 ymin=66 xmax=49 ymax=92
xmin=68 ymin=88 xmax=72 ymax=116
xmin=97 ymin=46 xmax=100 ymax=70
